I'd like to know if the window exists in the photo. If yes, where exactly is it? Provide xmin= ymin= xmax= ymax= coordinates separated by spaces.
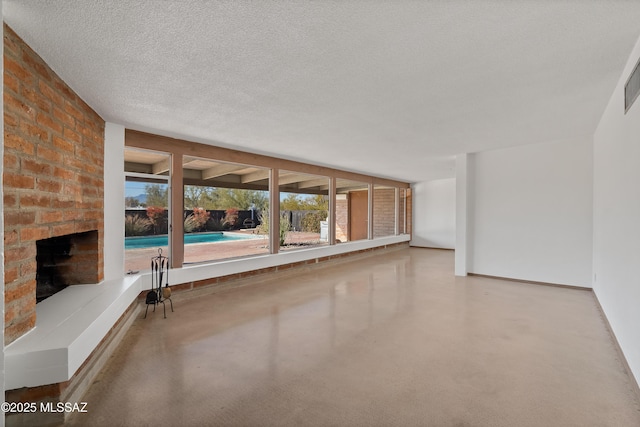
xmin=373 ymin=185 xmax=396 ymax=238
xmin=124 ymin=148 xmax=171 ymax=273
xmin=625 ymin=56 xmax=640 ymax=112
xmin=124 ymin=130 xmax=410 ymax=269
xmin=336 ymin=179 xmax=369 ymax=242
xmin=279 ymin=170 xmax=330 ymax=251
xmin=398 ymin=188 xmax=407 ymax=235
xmin=182 ymin=156 xmax=270 ymax=263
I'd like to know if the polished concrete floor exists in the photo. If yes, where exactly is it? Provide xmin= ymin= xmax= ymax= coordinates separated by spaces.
xmin=67 ymin=248 xmax=640 ymax=426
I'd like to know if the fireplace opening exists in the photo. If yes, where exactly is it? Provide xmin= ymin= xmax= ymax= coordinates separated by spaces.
xmin=36 ymin=230 xmax=99 ymax=303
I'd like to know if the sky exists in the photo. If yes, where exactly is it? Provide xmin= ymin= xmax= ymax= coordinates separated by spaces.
xmin=125 ymin=181 xmax=151 ymax=198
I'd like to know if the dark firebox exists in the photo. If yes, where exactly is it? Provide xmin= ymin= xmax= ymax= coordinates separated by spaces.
xmin=35 ymin=230 xmax=99 ymax=303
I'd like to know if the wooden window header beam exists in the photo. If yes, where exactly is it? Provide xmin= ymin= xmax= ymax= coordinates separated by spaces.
xmin=125 ymin=129 xmax=410 ymax=189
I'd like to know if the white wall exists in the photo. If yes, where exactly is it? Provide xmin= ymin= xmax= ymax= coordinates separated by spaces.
xmin=593 ymin=35 xmax=640 ymax=386
xmin=411 ymin=178 xmax=456 ymax=249
xmin=467 ymin=138 xmax=593 ymax=287
xmin=103 ymin=123 xmax=125 ymax=281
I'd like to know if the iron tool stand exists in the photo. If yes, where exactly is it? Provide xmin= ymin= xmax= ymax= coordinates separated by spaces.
xmin=144 ymin=248 xmax=174 ymax=318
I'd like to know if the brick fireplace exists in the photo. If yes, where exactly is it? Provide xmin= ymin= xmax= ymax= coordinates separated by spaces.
xmin=36 ymin=230 xmax=100 ymax=302
xmin=3 ymin=24 xmax=105 ymax=345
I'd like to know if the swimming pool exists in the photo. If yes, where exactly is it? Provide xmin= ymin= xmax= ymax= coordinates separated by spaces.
xmin=125 ymin=232 xmax=259 ymax=249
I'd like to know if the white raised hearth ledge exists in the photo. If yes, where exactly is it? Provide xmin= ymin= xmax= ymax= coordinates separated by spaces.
xmin=5 ymin=235 xmax=409 ymax=389
xmin=4 ymin=275 xmax=143 ymax=389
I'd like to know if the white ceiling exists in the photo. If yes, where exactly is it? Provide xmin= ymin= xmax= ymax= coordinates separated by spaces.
xmin=4 ymin=1 xmax=640 ymax=183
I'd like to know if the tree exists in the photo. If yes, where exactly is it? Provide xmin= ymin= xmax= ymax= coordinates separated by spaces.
xmin=281 ymin=193 xmax=328 ymax=211
xmin=281 ymin=193 xmax=304 ymax=210
xmin=213 ymin=188 xmax=268 ymax=211
xmin=125 ymin=197 xmax=142 ymax=207
xmin=184 ymin=185 xmax=218 ymax=209
xmin=145 ymin=184 xmax=168 ymax=207
xmin=307 ymin=194 xmax=329 ymax=211
xmin=183 ymin=187 xmax=268 ymax=211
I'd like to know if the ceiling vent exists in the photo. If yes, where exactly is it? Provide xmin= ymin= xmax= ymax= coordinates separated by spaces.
xmin=625 ymin=57 xmax=640 ymax=113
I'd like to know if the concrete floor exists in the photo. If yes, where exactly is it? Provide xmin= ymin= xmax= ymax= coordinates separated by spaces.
xmin=67 ymin=248 xmax=640 ymax=426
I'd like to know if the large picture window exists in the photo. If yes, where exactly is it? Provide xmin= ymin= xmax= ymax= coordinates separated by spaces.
xmin=124 ymin=130 xmax=410 ymax=270
xmin=278 ymin=170 xmax=330 ymax=251
xmin=336 ymin=179 xmax=369 ymax=242
xmin=373 ymin=185 xmax=396 ymax=238
xmin=181 ymin=156 xmax=270 ymax=263
xmin=124 ymin=148 xmax=171 ymax=273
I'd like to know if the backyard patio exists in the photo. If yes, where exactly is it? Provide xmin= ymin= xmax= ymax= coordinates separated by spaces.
xmin=125 ymin=231 xmax=325 ymax=272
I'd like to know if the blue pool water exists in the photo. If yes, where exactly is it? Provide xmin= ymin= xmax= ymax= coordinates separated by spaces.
xmin=125 ymin=232 xmax=257 ymax=249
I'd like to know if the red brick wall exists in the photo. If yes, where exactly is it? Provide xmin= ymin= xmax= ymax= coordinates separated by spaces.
xmin=373 ymin=187 xmax=395 ymax=238
xmin=335 ymin=196 xmax=348 ymax=242
xmin=406 ymin=188 xmax=412 ymax=236
xmin=336 ymin=189 xmax=407 ymax=241
xmin=3 ymin=25 xmax=105 ymax=344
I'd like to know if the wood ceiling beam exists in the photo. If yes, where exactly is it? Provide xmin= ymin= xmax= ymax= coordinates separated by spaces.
xmin=336 ymin=184 xmax=368 ymax=193
xmin=201 ymin=164 xmax=246 ymax=180
xmin=125 ymin=161 xmax=152 ymax=174
xmin=151 ymin=158 xmax=170 ymax=175
xmin=278 ymin=173 xmax=322 ymax=186
xmin=297 ymin=177 xmax=330 ymax=189
xmin=126 ymin=129 xmax=410 ymax=188
xmin=240 ymin=169 xmax=270 ymax=183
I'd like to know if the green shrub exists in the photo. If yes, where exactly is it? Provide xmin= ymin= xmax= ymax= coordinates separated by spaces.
xmin=257 ymin=210 xmax=290 ymax=246
xmin=301 ymin=211 xmax=327 ymax=233
xmin=257 ymin=210 xmax=269 ymax=235
xmin=224 ymin=207 xmax=239 ymax=229
xmin=184 ymin=214 xmax=198 ymax=233
xmin=192 ymin=208 xmax=210 ymax=229
xmin=125 ymin=215 xmax=152 ymax=237
xmin=183 ymin=208 xmax=211 ymax=233
xmin=279 ymin=214 xmax=291 ymax=246
xmin=146 ymin=206 xmax=167 ymax=234
xmin=206 ymin=217 xmax=225 ymax=231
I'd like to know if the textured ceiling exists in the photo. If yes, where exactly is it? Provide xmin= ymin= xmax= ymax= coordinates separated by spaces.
xmin=4 ymin=1 xmax=640 ymax=182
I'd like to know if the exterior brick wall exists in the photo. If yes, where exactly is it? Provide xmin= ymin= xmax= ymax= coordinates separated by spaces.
xmin=335 ymin=196 xmax=348 ymax=242
xmin=373 ymin=187 xmax=396 ymax=238
xmin=406 ymin=188 xmax=412 ymax=236
xmin=398 ymin=188 xmax=407 ymax=234
xmin=335 ymin=189 xmax=408 ymax=241
xmin=3 ymin=25 xmax=105 ymax=344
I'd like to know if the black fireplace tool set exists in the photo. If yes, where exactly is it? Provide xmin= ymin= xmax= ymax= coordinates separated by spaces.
xmin=144 ymin=248 xmax=174 ymax=318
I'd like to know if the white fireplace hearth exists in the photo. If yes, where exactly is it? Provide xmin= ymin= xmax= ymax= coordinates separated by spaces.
xmin=5 ymin=275 xmax=142 ymax=389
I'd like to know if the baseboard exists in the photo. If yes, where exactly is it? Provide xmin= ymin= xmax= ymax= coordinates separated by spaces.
xmin=591 ymin=291 xmax=640 ymax=403
xmin=408 ymin=245 xmax=454 ymax=251
xmin=468 ymin=273 xmax=591 ymax=291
